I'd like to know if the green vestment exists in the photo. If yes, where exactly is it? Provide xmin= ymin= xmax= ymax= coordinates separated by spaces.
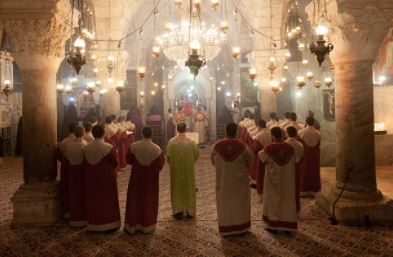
xmin=166 ymin=134 xmax=199 ymax=216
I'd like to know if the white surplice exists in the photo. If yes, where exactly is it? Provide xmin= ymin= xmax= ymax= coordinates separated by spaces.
xmin=211 ymin=138 xmax=254 ymax=236
xmin=259 ymin=142 xmax=298 ymax=231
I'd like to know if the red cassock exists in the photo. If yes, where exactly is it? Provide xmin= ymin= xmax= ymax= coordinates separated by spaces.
xmin=295 ymin=160 xmax=302 ymax=212
xmin=239 ymin=127 xmax=245 ymax=141
xmin=105 ymin=133 xmax=121 ymax=172
xmin=124 ymin=148 xmax=165 ymax=234
xmin=57 ymin=148 xmax=70 ymax=219
xmin=249 ymin=140 xmax=264 ymax=181
xmin=300 ymin=141 xmax=321 ymax=193
xmin=85 ymin=145 xmax=121 ymax=232
xmin=118 ymin=131 xmax=131 ymax=169
xmin=67 ymin=161 xmax=86 ymax=227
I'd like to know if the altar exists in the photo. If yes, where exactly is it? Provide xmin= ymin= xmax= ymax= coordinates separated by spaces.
xmin=185 ymin=132 xmax=200 ymax=144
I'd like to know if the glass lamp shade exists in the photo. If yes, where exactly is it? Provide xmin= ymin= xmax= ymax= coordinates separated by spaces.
xmin=74 ymin=37 xmax=86 ymax=49
xmin=316 ymin=25 xmax=329 ymax=36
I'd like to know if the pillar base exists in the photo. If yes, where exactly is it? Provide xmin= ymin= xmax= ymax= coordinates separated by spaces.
xmin=12 ymin=181 xmax=60 ymax=227
xmin=316 ymin=185 xmax=393 ymax=225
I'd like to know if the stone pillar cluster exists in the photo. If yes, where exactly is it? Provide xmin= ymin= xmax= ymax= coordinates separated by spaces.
xmin=313 ymin=1 xmax=393 ymax=224
xmin=1 ymin=0 xmax=69 ymax=225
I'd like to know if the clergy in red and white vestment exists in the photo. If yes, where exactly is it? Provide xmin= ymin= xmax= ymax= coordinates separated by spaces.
xmin=83 ymin=122 xmax=94 ymax=143
xmin=211 ymin=123 xmax=254 ymax=236
xmin=298 ymin=117 xmax=321 ymax=197
xmin=258 ymin=127 xmax=298 ymax=233
xmin=285 ymin=126 xmax=304 ymax=213
xmin=279 ymin=112 xmax=291 ymax=128
xmin=267 ymin=112 xmax=280 ymax=129
xmin=64 ymin=126 xmax=87 ymax=227
xmin=124 ymin=127 xmax=165 ymax=234
xmin=57 ymin=122 xmax=77 ymax=219
xmin=193 ymin=107 xmax=208 ymax=144
xmin=104 ymin=115 xmax=120 ymax=148
xmin=284 ymin=112 xmax=304 ymax=132
xmin=116 ymin=116 xmax=130 ymax=169
xmin=251 ymin=120 xmax=272 ymax=195
xmin=84 ymin=125 xmax=121 ymax=232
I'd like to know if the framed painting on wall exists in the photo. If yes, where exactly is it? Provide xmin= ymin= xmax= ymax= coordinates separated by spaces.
xmin=322 ymin=89 xmax=335 ymax=121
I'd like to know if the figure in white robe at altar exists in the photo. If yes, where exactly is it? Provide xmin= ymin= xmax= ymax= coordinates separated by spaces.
xmin=193 ymin=107 xmax=208 ymax=144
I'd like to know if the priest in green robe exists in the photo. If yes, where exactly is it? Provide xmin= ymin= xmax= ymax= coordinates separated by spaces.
xmin=166 ymin=122 xmax=200 ymax=219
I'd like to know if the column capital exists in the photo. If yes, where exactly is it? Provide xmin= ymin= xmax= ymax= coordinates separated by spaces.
xmin=2 ymin=18 xmax=68 ymax=64
xmin=311 ymin=2 xmax=393 ymax=63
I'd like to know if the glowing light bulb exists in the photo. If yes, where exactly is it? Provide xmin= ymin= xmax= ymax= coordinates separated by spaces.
xmin=107 ymin=77 xmax=114 ymax=84
xmin=73 ymin=37 xmax=86 ymax=49
xmin=99 ymin=88 xmax=108 ymax=95
xmin=107 ymin=55 xmax=115 ymax=62
xmin=306 ymin=71 xmax=314 ymax=80
xmin=190 ymin=41 xmax=201 ymax=50
xmin=316 ymin=25 xmax=329 ymax=36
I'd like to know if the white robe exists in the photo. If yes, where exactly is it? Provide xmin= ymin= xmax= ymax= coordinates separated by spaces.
xmin=259 ymin=143 xmax=297 ymax=231
xmin=298 ymin=126 xmax=321 ymax=147
xmin=211 ymin=139 xmax=254 ymax=236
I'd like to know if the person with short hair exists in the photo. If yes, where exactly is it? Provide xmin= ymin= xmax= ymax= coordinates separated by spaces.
xmin=166 ymin=108 xmax=176 ymax=142
xmin=57 ymin=122 xmax=78 ymax=219
xmin=251 ymin=119 xmax=272 ymax=195
xmin=64 ymin=126 xmax=88 ymax=227
xmin=284 ymin=112 xmax=303 ymax=131
xmin=258 ymin=127 xmax=298 ymax=233
xmin=124 ymin=127 xmax=165 ymax=234
xmin=267 ymin=112 xmax=280 ymax=129
xmin=280 ymin=112 xmax=291 ymax=128
xmin=83 ymin=122 xmax=94 ymax=143
xmin=286 ymin=126 xmax=304 ymax=213
xmin=166 ymin=122 xmax=200 ymax=219
xmin=298 ymin=117 xmax=321 ymax=197
xmin=307 ymin=111 xmax=320 ymax=130
xmin=84 ymin=125 xmax=121 ymax=232
xmin=211 ymin=123 xmax=254 ymax=236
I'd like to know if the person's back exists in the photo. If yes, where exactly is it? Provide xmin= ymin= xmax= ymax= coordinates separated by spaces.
xmin=83 ymin=122 xmax=94 ymax=143
xmin=285 ymin=126 xmax=304 ymax=213
xmin=166 ymin=122 xmax=199 ymax=219
xmin=298 ymin=118 xmax=321 ymax=196
xmin=58 ymin=122 xmax=77 ymax=219
xmin=125 ymin=127 xmax=165 ymax=234
xmin=259 ymin=127 xmax=298 ymax=233
xmin=84 ymin=125 xmax=120 ymax=232
xmin=211 ymin=123 xmax=254 ymax=236
xmin=64 ymin=126 xmax=87 ymax=227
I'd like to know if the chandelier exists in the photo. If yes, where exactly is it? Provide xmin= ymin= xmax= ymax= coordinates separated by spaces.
xmin=156 ymin=20 xmax=226 ymax=66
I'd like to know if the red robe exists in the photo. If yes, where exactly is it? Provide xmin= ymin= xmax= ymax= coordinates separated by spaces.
xmin=57 ymin=148 xmax=70 ymax=219
xmin=124 ymin=148 xmax=165 ymax=233
xmin=85 ymin=148 xmax=121 ymax=231
xmin=249 ymin=140 xmax=263 ymax=181
xmin=299 ymin=141 xmax=321 ymax=193
xmin=118 ymin=131 xmax=130 ymax=169
xmin=67 ymin=161 xmax=86 ymax=226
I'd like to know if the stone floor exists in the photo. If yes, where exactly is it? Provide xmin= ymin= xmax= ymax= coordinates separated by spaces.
xmin=1 ymin=154 xmax=393 ymax=257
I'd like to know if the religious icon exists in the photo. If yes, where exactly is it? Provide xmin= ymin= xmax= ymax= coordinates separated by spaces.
xmin=322 ymin=89 xmax=335 ymax=121
xmin=374 ymin=28 xmax=393 ymax=84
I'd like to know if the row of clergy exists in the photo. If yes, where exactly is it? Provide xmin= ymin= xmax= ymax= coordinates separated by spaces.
xmin=239 ymin=113 xmax=321 ymax=199
xmin=56 ymin=118 xmax=320 ymax=236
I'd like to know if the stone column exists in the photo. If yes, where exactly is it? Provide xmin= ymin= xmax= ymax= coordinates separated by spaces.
xmin=312 ymin=1 xmax=393 ymax=224
xmin=1 ymin=16 xmax=68 ymax=226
